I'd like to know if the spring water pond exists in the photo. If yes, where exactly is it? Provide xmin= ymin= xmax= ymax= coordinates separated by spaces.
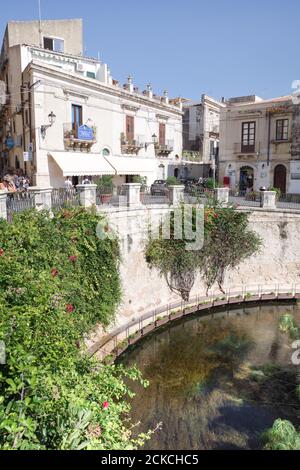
xmin=120 ymin=302 xmax=300 ymax=450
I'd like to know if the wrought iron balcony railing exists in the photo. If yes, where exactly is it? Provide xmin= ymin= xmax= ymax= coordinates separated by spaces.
xmin=120 ymin=133 xmax=145 ymax=155
xmin=64 ymin=123 xmax=97 ymax=151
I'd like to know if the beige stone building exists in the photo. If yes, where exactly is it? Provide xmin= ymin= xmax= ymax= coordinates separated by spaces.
xmin=219 ymin=95 xmax=300 ymax=194
xmin=182 ymin=94 xmax=224 ymax=179
xmin=0 ymin=19 xmax=183 ymax=187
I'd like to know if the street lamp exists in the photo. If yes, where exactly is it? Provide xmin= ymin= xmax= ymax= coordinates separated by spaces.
xmin=145 ymin=133 xmax=158 ymax=150
xmin=41 ymin=111 xmax=56 ymax=138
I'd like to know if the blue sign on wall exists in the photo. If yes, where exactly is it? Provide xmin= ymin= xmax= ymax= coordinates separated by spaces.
xmin=5 ymin=137 xmax=15 ymax=149
xmin=78 ymin=125 xmax=94 ymax=141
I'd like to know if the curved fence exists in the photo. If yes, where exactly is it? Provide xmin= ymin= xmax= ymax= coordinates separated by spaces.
xmin=90 ymin=283 xmax=300 ymax=360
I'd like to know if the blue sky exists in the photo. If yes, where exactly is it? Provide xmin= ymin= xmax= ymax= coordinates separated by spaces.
xmin=1 ymin=0 xmax=299 ymax=101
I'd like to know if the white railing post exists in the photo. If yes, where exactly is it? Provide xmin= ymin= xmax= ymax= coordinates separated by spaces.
xmin=168 ymin=185 xmax=185 ymax=206
xmin=0 ymin=191 xmax=8 ymax=220
xmin=214 ymin=187 xmax=229 ymax=206
xmin=260 ymin=190 xmax=277 ymax=209
xmin=28 ymin=187 xmax=53 ymax=211
xmin=122 ymin=183 xmax=142 ymax=208
xmin=76 ymin=184 xmax=97 ymax=208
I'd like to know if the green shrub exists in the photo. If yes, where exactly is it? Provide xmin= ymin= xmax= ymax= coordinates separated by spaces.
xmin=96 ymin=176 xmax=114 ymax=193
xmin=166 ymin=176 xmax=180 ymax=186
xmin=264 ymin=419 xmax=300 ymax=450
xmin=0 ymin=208 xmax=150 ymax=450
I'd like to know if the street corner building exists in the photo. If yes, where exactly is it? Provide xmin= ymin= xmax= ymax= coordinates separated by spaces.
xmin=0 ymin=18 xmax=183 ymax=189
xmin=218 ymin=94 xmax=300 ymax=195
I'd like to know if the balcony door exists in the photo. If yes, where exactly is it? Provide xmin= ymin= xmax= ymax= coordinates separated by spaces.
xmin=126 ymin=115 xmax=134 ymax=144
xmin=159 ymin=123 xmax=166 ymax=147
xmin=72 ymin=104 xmax=83 ymax=134
xmin=242 ymin=122 xmax=256 ymax=153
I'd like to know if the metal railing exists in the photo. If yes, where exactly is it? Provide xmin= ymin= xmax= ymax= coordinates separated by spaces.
xmin=90 ymin=283 xmax=300 ymax=359
xmin=96 ymin=186 xmax=127 ymax=207
xmin=277 ymin=193 xmax=300 ymax=210
xmin=6 ymin=192 xmax=36 ymax=223
xmin=229 ymin=189 xmax=261 ymax=208
xmin=51 ymin=188 xmax=80 ymax=210
xmin=141 ymin=186 xmax=170 ymax=205
xmin=184 ymin=187 xmax=215 ymax=204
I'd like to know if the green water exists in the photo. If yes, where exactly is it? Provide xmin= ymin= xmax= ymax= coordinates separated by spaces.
xmin=121 ymin=302 xmax=300 ymax=450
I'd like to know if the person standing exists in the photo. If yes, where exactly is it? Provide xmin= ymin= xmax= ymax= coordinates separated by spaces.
xmin=64 ymin=177 xmax=73 ymax=190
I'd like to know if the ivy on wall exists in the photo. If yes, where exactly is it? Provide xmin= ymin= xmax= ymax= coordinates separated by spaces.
xmin=145 ymin=204 xmax=262 ymax=300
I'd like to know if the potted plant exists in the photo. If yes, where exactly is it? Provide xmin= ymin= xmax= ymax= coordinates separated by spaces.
xmin=96 ymin=176 xmax=114 ymax=204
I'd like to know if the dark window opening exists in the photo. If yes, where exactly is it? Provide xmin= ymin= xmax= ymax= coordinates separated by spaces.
xmin=43 ymin=37 xmax=64 ymax=53
xmin=126 ymin=115 xmax=134 ymax=143
xmin=72 ymin=104 xmax=83 ymax=134
xmin=159 ymin=123 xmax=166 ymax=146
xmin=276 ymin=119 xmax=289 ymax=141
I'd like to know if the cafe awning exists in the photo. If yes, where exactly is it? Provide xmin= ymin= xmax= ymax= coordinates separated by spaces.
xmin=48 ymin=152 xmax=115 ymax=176
xmin=104 ymin=155 xmax=155 ymax=175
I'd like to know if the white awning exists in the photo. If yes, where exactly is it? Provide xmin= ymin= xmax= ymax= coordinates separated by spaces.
xmin=104 ymin=155 xmax=155 ymax=175
xmin=48 ymin=152 xmax=115 ymax=176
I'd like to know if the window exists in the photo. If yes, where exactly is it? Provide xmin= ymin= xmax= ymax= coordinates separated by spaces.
xmin=159 ymin=123 xmax=166 ymax=146
xmin=43 ymin=37 xmax=64 ymax=53
xmin=126 ymin=115 xmax=134 ymax=143
xmin=241 ymin=122 xmax=256 ymax=153
xmin=86 ymin=71 xmax=96 ymax=79
xmin=276 ymin=119 xmax=289 ymax=141
xmin=102 ymin=148 xmax=111 ymax=156
xmin=72 ymin=104 xmax=83 ymax=132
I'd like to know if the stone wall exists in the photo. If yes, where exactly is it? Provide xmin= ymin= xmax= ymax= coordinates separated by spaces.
xmin=87 ymin=207 xmax=300 ymax=348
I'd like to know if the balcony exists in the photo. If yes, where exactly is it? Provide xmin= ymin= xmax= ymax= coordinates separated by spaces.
xmin=233 ymin=142 xmax=259 ymax=155
xmin=120 ymin=133 xmax=144 ymax=155
xmin=63 ymin=123 xmax=97 ymax=152
xmin=155 ymin=139 xmax=174 ymax=157
xmin=182 ymin=151 xmax=202 ymax=162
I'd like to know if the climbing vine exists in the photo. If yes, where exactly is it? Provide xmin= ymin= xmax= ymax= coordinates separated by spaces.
xmin=145 ymin=204 xmax=262 ymax=300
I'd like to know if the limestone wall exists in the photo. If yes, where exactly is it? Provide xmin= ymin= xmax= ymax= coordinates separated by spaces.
xmin=87 ymin=207 xmax=300 ymax=346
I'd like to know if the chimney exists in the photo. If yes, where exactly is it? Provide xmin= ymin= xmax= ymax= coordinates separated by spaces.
xmin=127 ymin=75 xmax=134 ymax=92
xmin=162 ymin=90 xmax=169 ymax=105
xmin=145 ymin=83 xmax=153 ymax=99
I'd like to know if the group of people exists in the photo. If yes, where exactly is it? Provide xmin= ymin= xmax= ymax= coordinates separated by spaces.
xmin=0 ymin=169 xmax=30 ymax=193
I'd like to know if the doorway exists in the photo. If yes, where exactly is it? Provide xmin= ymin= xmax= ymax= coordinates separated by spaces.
xmin=239 ymin=166 xmax=254 ymax=192
xmin=274 ymin=164 xmax=287 ymax=194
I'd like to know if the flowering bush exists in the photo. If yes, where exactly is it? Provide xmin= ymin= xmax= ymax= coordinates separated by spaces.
xmin=0 ymin=208 xmax=150 ymax=450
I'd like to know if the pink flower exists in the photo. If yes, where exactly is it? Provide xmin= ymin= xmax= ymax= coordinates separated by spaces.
xmin=102 ymin=401 xmax=109 ymax=410
xmin=69 ymin=255 xmax=78 ymax=263
xmin=51 ymin=268 xmax=59 ymax=278
xmin=0 ymin=249 xmax=4 ymax=257
xmin=66 ymin=304 xmax=74 ymax=313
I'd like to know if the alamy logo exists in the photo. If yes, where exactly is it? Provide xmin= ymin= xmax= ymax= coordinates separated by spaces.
xmin=0 ymin=341 xmax=6 ymax=365
xmin=291 ymin=340 xmax=300 ymax=366
xmin=96 ymin=204 xmax=205 ymax=251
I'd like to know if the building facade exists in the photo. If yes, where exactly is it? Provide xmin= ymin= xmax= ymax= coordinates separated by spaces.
xmin=0 ymin=19 xmax=183 ymax=188
xmin=181 ymin=94 xmax=224 ymax=180
xmin=219 ymin=95 xmax=300 ymax=194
